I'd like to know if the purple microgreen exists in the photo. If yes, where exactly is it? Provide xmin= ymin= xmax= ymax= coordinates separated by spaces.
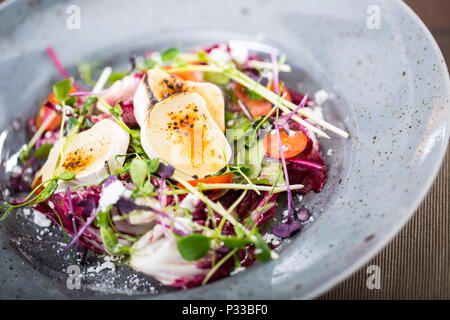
xmin=275 ymin=124 xmax=294 ymax=223
xmin=157 ymin=221 xmax=186 ymax=237
xmin=62 ymin=209 xmax=99 ymax=256
xmin=77 ymin=198 xmax=96 ymax=215
xmin=66 ymin=185 xmax=74 ymax=216
xmin=287 ymin=158 xmax=324 ymax=171
xmin=114 ymin=197 xmax=139 ymax=213
xmin=66 ymin=185 xmax=78 ymax=240
xmin=270 ymin=50 xmax=280 ymax=95
xmin=156 ymin=162 xmax=175 ymax=179
xmin=103 ymin=175 xmax=118 ymax=187
xmin=272 ymin=221 xmax=302 ymax=238
xmin=70 ymin=90 xmax=106 ymax=97
xmin=45 ymin=46 xmax=71 ymax=79
xmin=158 ymin=179 xmax=166 ymax=208
xmin=271 ymin=50 xmax=295 ymax=224
xmin=115 ymin=197 xmax=190 ymax=235
xmin=237 ymin=99 xmax=254 ymax=123
xmin=297 ymin=208 xmax=311 ymax=222
xmin=155 ymin=163 xmax=173 ymax=208
xmin=277 ymin=94 xmax=309 ymax=135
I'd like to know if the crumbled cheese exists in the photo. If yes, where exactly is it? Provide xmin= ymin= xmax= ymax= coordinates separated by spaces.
xmin=296 ymin=195 xmax=303 ymax=202
xmin=174 ymin=217 xmax=192 ymax=232
xmin=263 ymin=233 xmax=281 ymax=246
xmin=229 ymin=43 xmax=249 ymax=64
xmin=309 ymin=105 xmax=325 ymax=123
xmin=98 ymin=180 xmax=127 ymax=212
xmin=11 ymin=166 xmax=21 ymax=175
xmin=33 ymin=211 xmax=52 ymax=228
xmin=22 ymin=207 xmax=31 ymax=217
xmin=254 ymin=248 xmax=263 ymax=255
xmin=314 ymin=89 xmax=329 ymax=106
xmin=48 ymin=201 xmax=55 ymax=209
xmin=261 ymin=69 xmax=273 ymax=82
xmin=327 ymin=149 xmax=334 ymax=156
xmin=65 ymin=106 xmax=75 ymax=115
xmin=179 ymin=193 xmax=200 ymax=212
xmin=87 ymin=261 xmax=116 ymax=273
xmin=209 ymin=48 xmax=231 ymax=64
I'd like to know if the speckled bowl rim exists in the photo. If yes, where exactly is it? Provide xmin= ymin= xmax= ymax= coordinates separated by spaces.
xmin=302 ymin=1 xmax=450 ymax=298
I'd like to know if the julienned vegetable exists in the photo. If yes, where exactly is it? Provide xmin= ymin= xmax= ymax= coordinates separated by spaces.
xmin=0 ymin=42 xmax=347 ymax=289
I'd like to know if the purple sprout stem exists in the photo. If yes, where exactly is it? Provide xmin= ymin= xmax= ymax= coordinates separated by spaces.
xmin=62 ymin=209 xmax=99 ymax=256
xmin=237 ymin=99 xmax=254 ymax=123
xmin=158 ymin=178 xmax=166 ymax=208
xmin=270 ymin=50 xmax=280 ymax=95
xmin=287 ymin=158 xmax=324 ymax=171
xmin=271 ymin=49 xmax=294 ymax=223
xmin=157 ymin=221 xmax=188 ymax=237
xmin=70 ymin=90 xmax=106 ymax=97
xmin=275 ymin=125 xmax=294 ymax=223
xmin=46 ymin=46 xmax=71 ymax=79
xmin=66 ymin=185 xmax=78 ymax=240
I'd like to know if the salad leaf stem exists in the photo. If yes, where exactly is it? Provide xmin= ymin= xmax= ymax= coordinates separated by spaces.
xmin=202 ymin=247 xmax=238 ymax=286
xmin=175 ymin=176 xmax=250 ymax=236
xmin=167 ymin=60 xmax=349 ymax=138
xmin=53 ymin=208 xmax=77 ymax=265
xmin=20 ymin=113 xmax=58 ymax=162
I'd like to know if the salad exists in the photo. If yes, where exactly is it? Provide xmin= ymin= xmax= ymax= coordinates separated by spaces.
xmin=0 ymin=43 xmax=348 ymax=288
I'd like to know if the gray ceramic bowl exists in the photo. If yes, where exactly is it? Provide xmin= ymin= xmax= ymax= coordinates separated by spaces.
xmin=0 ymin=0 xmax=449 ymax=299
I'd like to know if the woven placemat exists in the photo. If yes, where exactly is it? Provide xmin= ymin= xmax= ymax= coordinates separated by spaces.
xmin=319 ymin=147 xmax=449 ymax=299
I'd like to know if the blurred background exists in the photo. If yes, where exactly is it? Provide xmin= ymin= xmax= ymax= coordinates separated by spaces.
xmin=320 ymin=0 xmax=450 ymax=299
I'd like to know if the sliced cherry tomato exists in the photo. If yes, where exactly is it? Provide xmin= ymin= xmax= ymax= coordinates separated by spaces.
xmin=263 ymin=129 xmax=308 ymax=159
xmin=36 ymin=85 xmax=77 ymax=131
xmin=275 ymin=83 xmax=293 ymax=102
xmin=35 ymin=104 xmax=61 ymax=131
xmin=233 ymin=83 xmax=273 ymax=118
xmin=164 ymin=62 xmax=204 ymax=82
xmin=177 ymin=173 xmax=234 ymax=188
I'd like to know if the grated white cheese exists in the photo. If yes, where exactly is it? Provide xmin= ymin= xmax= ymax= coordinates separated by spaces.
xmin=179 ymin=193 xmax=200 ymax=212
xmin=98 ymin=180 xmax=128 ymax=212
xmin=33 ymin=211 xmax=52 ymax=228
xmin=314 ymin=89 xmax=329 ymax=106
xmin=229 ymin=43 xmax=249 ymax=65
xmin=263 ymin=233 xmax=281 ymax=246
xmin=87 ymin=261 xmax=116 ymax=273
xmin=22 ymin=207 xmax=31 ymax=217
xmin=209 ymin=48 xmax=231 ymax=64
